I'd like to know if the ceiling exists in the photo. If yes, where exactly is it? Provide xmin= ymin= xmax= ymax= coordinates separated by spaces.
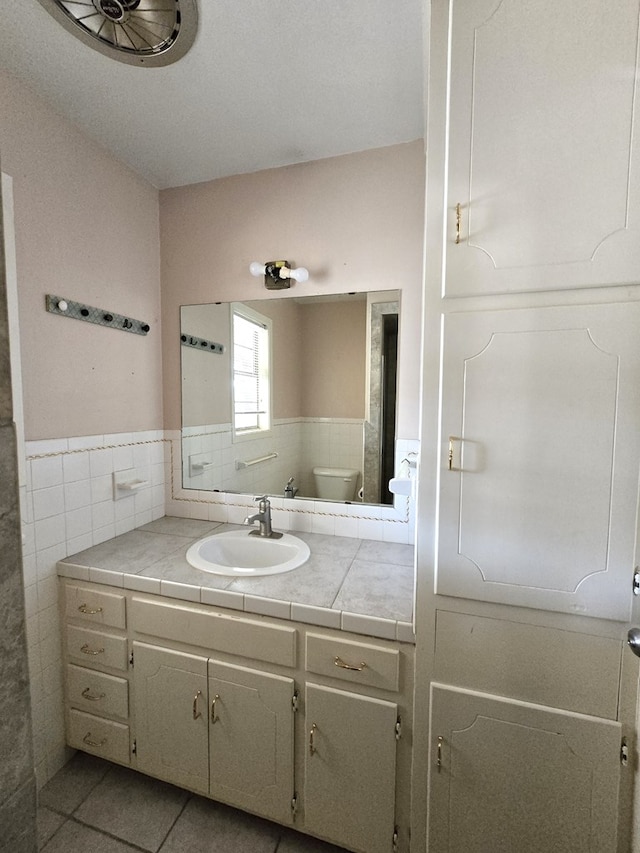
xmin=0 ymin=1 xmax=425 ymax=189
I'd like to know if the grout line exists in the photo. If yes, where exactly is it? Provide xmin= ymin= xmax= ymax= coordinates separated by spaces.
xmin=156 ymin=792 xmax=193 ymax=852
xmin=67 ymin=815 xmax=150 ymax=852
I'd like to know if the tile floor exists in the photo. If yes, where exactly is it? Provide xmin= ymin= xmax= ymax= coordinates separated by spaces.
xmin=38 ymin=753 xmax=349 ymax=853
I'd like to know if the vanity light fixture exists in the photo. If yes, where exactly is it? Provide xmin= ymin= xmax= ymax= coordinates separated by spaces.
xmin=249 ymin=261 xmax=309 ymax=290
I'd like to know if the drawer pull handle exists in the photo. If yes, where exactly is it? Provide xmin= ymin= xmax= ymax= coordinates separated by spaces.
xmin=78 ymin=604 xmax=103 ymax=615
xmin=211 ymin=694 xmax=220 ymax=724
xmin=193 ymin=689 xmax=202 ymax=720
xmin=81 ymin=688 xmax=106 ymax=701
xmin=334 ymin=655 xmax=367 ymax=672
xmin=80 ymin=643 xmax=105 ymax=656
xmin=309 ymin=722 xmax=318 ymax=756
xmin=83 ymin=732 xmax=107 ymax=748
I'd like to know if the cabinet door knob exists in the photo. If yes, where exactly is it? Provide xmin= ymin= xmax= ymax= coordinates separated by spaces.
xmin=309 ymin=722 xmax=318 ymax=755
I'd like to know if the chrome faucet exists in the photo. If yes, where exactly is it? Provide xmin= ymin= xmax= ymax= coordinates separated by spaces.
xmin=244 ymin=496 xmax=283 ymax=539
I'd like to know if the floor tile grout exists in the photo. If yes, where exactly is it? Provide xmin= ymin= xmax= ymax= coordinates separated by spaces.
xmin=156 ymin=792 xmax=194 ymax=853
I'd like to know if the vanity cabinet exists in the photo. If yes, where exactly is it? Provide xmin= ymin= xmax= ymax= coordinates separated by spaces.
xmin=433 ymin=0 xmax=640 ymax=296
xmin=60 ymin=580 xmax=414 ymax=853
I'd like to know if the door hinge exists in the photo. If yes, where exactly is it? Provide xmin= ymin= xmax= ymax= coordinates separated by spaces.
xmin=292 ymin=690 xmax=299 ymax=712
xmin=633 ymin=568 xmax=640 ymax=596
xmin=392 ymin=826 xmax=399 ymax=852
xmin=395 ymin=717 xmax=402 ymax=741
xmin=129 ymin=650 xmax=134 ymax=668
xmin=291 ymin=792 xmax=298 ymax=818
xmin=621 ymin=738 xmax=629 ymax=767
xmin=132 ymin=739 xmax=137 ymax=756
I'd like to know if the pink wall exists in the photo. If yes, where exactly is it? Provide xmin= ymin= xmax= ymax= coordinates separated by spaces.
xmin=160 ymin=141 xmax=425 ymax=437
xmin=0 ymin=69 xmax=162 ymax=440
xmin=300 ymin=301 xmax=366 ymax=418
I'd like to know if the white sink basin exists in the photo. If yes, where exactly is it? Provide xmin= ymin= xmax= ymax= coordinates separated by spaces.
xmin=186 ymin=530 xmax=310 ymax=576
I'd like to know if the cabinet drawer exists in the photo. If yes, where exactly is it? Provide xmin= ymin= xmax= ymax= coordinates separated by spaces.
xmin=68 ymin=709 xmax=130 ymax=765
xmin=131 ymin=598 xmax=297 ymax=667
xmin=65 ymin=584 xmax=126 ymax=629
xmin=66 ymin=664 xmax=129 ymax=720
xmin=305 ymin=633 xmax=400 ymax=693
xmin=66 ymin=625 xmax=129 ymax=672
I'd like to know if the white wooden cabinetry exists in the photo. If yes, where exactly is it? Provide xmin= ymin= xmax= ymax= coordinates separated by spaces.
xmin=436 ymin=0 xmax=640 ymax=296
xmin=133 ymin=643 xmax=295 ymax=819
xmin=304 ymin=684 xmax=398 ymax=853
xmin=61 ymin=581 xmax=414 ymax=853
xmin=207 ymin=660 xmax=294 ymax=824
xmin=428 ymin=684 xmax=621 ymax=853
xmin=132 ymin=643 xmax=209 ymax=794
xmin=421 ymin=2 xmax=640 ymax=848
xmin=62 ymin=585 xmax=131 ymax=766
xmin=437 ymin=301 xmax=640 ymax=621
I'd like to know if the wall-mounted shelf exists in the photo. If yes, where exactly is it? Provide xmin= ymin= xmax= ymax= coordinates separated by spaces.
xmin=46 ymin=295 xmax=150 ymax=336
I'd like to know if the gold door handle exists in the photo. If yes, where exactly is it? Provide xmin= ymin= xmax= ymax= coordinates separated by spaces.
xmin=455 ymin=203 xmax=462 ymax=244
xmin=81 ymin=688 xmax=106 ymax=701
xmin=78 ymin=603 xmax=103 ymax=615
xmin=211 ymin=694 xmax=220 ymax=724
xmin=83 ymin=732 xmax=107 ymax=748
xmin=193 ymin=689 xmax=202 ymax=720
xmin=309 ymin=722 xmax=318 ymax=756
xmin=334 ymin=655 xmax=367 ymax=672
xmin=448 ymin=436 xmax=460 ymax=471
xmin=80 ymin=643 xmax=104 ymax=656
xmin=437 ymin=735 xmax=443 ymax=773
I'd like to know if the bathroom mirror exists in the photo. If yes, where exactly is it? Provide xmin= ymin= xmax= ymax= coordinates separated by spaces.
xmin=180 ymin=290 xmax=400 ymax=507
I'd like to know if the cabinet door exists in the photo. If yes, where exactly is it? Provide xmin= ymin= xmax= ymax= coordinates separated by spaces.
xmin=437 ymin=302 xmax=640 ymax=620
xmin=304 ymin=683 xmax=397 ymax=853
xmin=208 ymin=661 xmax=294 ymax=825
xmin=439 ymin=0 xmax=640 ymax=295
xmin=133 ymin=642 xmax=208 ymax=794
xmin=428 ymin=684 xmax=621 ymax=853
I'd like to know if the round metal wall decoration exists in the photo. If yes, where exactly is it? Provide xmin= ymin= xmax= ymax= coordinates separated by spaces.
xmin=35 ymin=0 xmax=198 ymax=66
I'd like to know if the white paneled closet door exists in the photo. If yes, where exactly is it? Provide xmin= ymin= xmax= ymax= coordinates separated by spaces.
xmin=436 ymin=301 xmax=640 ymax=621
xmin=442 ymin=0 xmax=640 ymax=296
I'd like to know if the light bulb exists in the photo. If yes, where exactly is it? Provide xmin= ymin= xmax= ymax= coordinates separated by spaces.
xmin=249 ymin=261 xmax=265 ymax=277
xmin=289 ymin=267 xmax=309 ymax=283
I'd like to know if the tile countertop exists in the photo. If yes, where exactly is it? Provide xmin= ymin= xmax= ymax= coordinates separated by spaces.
xmin=57 ymin=517 xmax=415 ymax=644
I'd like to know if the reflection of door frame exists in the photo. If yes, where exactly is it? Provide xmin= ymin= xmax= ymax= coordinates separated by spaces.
xmin=363 ymin=299 xmax=399 ymax=503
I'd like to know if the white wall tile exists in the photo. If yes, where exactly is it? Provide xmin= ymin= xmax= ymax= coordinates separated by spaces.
xmin=31 ymin=456 xmax=63 ymax=490
xmin=35 ymin=515 xmax=66 ymax=551
xmin=65 ymin=506 xmax=92 ymax=541
xmin=32 ymin=485 xmax=65 ymax=521
xmin=89 ymin=447 xmax=114 ymax=478
xmin=63 ymin=451 xmax=90 ymax=483
xmin=64 ymin=479 xmax=91 ymax=512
